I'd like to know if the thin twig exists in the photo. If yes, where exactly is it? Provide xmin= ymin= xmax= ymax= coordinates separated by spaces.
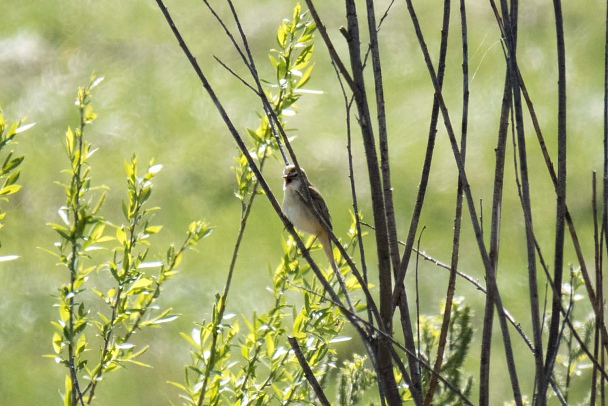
xmin=591 ymin=172 xmax=600 ymax=406
xmin=414 ymin=225 xmax=426 ymax=361
xmin=281 ymin=276 xmax=474 ymax=406
xmin=361 ymin=220 xmax=536 ymax=352
xmin=303 ymin=0 xmax=358 ymax=97
xmin=365 ymin=0 xmax=400 ymax=281
xmin=496 ymin=1 xmax=541 ymax=404
xmin=424 ymin=0 xmax=468 ymax=402
xmin=603 ymin=3 xmax=608 ymax=399
xmin=287 ymin=337 xmax=331 ymax=406
xmin=541 ymin=0 xmax=568 ymax=402
xmin=332 ymin=60 xmax=374 ymax=334
xmin=197 ymin=157 xmax=266 ymax=405
xmin=212 ymin=56 xmax=260 ymax=95
xmin=202 ymin=0 xmax=290 ymax=166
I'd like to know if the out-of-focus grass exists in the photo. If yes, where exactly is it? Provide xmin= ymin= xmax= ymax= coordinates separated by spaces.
xmin=0 ymin=0 xmax=605 ymax=404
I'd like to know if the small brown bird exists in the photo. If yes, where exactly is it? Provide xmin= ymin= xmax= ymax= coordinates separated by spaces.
xmin=282 ymin=164 xmax=338 ymax=272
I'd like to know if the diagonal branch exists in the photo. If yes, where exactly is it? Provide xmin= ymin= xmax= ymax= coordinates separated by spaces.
xmin=287 ymin=337 xmax=331 ymax=406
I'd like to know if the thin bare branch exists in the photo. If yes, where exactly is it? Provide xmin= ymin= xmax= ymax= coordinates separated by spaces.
xmin=287 ymin=337 xmax=331 ymax=406
xmin=212 ymin=56 xmax=260 ymax=95
xmin=425 ymin=0 xmax=468 ymax=402
xmin=541 ymin=0 xmax=568 ymax=402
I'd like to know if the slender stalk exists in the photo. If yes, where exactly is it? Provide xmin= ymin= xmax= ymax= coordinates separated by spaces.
xmin=364 ymin=0 xmax=400 ymax=280
xmin=480 ymin=72 xmax=512 ymax=405
xmin=604 ymin=0 xmax=608 ymax=264
xmin=68 ymin=104 xmax=88 ymax=406
xmin=401 ymin=0 xmax=522 ymax=402
xmin=333 ymin=61 xmax=374 ymax=333
xmin=423 ymin=0 xmax=461 ymax=403
xmin=87 ymin=174 xmax=147 ymax=404
xmin=288 ymin=337 xmax=331 ymax=406
xmin=603 ymin=2 xmax=608 ymax=402
xmin=197 ymin=159 xmax=265 ymax=405
xmin=591 ymin=172 xmax=600 ymax=406
xmin=494 ymin=1 xmax=545 ymax=404
xmin=342 ymin=1 xmax=403 ymax=404
xmin=541 ymin=0 xmax=567 ymax=402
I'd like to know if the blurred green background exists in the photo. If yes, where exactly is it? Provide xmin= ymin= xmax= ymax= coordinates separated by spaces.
xmin=0 ymin=0 xmax=605 ymax=404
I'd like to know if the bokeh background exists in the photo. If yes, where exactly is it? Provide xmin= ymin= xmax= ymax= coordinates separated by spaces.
xmin=1 ymin=0 xmax=606 ymax=404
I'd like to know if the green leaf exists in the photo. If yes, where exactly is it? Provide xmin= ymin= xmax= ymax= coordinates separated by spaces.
xmin=52 ymin=332 xmax=63 ymax=354
xmin=277 ymin=24 xmax=288 ymax=48
xmin=2 ymin=155 xmax=24 ymax=173
xmin=116 ymin=226 xmax=127 ymax=246
xmin=268 ymin=54 xmax=279 ymax=69
xmin=84 ymin=104 xmax=97 ymax=123
xmin=64 ymin=375 xmax=72 ymax=406
xmin=129 ymin=277 xmax=153 ymax=291
xmin=144 ymin=225 xmax=162 ymax=234
xmin=65 ymin=127 xmax=75 ymax=155
xmin=0 ymin=184 xmax=21 ymax=195
xmin=296 ymin=65 xmax=314 ymax=89
xmin=48 ymin=223 xmax=72 ymax=240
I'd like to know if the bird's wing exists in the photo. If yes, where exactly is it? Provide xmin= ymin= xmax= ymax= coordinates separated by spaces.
xmin=308 ymin=185 xmax=332 ymax=230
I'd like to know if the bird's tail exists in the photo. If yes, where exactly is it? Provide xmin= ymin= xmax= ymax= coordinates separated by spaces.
xmin=320 ymin=231 xmax=355 ymax=311
xmin=319 ymin=231 xmax=339 ymax=274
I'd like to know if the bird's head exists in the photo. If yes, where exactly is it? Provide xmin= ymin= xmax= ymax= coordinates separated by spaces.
xmin=282 ymin=164 xmax=307 ymax=188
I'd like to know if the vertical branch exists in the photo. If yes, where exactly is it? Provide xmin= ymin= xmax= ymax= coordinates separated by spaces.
xmin=401 ymin=0 xmax=522 ymax=402
xmin=601 ymin=0 xmax=608 ymax=401
xmin=591 ymin=172 xmax=600 ymax=405
xmin=480 ymin=73 xmax=512 ymax=405
xmin=542 ymin=0 xmax=567 ymax=402
xmin=364 ymin=0 xmax=400 ymax=278
xmin=422 ymin=0 xmax=459 ymax=403
xmin=497 ymin=0 xmax=545 ymax=403
xmin=363 ymin=1 xmax=423 ymax=402
xmin=342 ymin=1 xmax=404 ymax=405
xmin=334 ymin=64 xmax=375 ymax=332
xmin=604 ymin=0 xmax=608 ymax=259
xmin=197 ymin=158 xmax=266 ymax=405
